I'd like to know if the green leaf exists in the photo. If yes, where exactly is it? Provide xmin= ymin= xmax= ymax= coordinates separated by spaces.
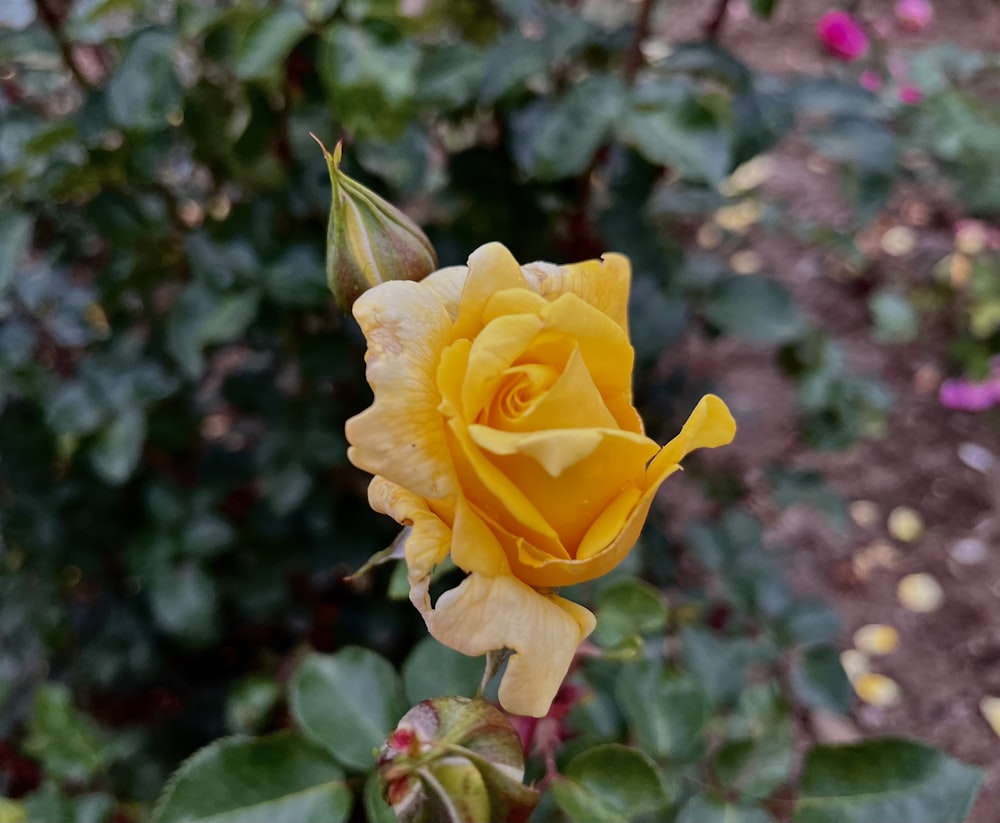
xmin=869 ymin=290 xmax=918 ymax=343
xmin=618 ymin=80 xmax=732 ymax=184
xmin=181 ymin=514 xmax=235 ymax=559
xmin=509 ymin=74 xmax=625 ymax=181
xmin=320 ymin=23 xmax=419 ymax=134
xmin=89 ymin=406 xmax=145 ymax=484
xmin=681 ymin=626 xmax=744 ymax=706
xmin=593 ymin=577 xmax=667 ymax=648
xmin=234 ymin=9 xmax=309 ymax=81
xmin=416 ymin=42 xmax=484 ymax=108
xmin=790 ymin=645 xmax=853 ymax=714
xmin=106 ymin=29 xmax=182 ymax=131
xmin=166 ymin=284 xmax=259 ymax=379
xmin=794 ymin=739 xmax=983 ymax=823
xmin=226 ymin=676 xmax=280 ymax=735
xmin=703 ymin=275 xmax=807 ymax=344
xmin=402 ymin=636 xmax=483 ymax=704
xmin=46 ymin=381 xmax=106 ymax=437
xmin=776 ymin=598 xmax=841 ymax=647
xmin=750 ymin=0 xmax=779 ymax=18
xmin=629 ymin=277 xmax=689 ymax=363
xmin=615 ymin=660 xmax=708 ymax=762
xmin=477 ymin=31 xmax=548 ymax=105
xmin=678 ymin=795 xmax=777 ymax=823
xmin=0 ymin=210 xmax=32 ymax=295
xmin=148 ymin=562 xmax=220 ymax=649
xmin=551 ymin=744 xmax=668 ymax=823
xmin=153 ymin=732 xmax=352 ymax=823
xmin=714 ymin=706 xmax=792 ymax=798
xmin=289 ymin=648 xmax=407 ymax=771
xmin=23 ymin=684 xmax=107 ymax=785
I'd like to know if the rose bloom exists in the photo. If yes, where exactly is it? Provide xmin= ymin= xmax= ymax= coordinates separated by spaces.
xmin=897 ymin=84 xmax=924 ymax=105
xmin=895 ymin=0 xmax=933 ymax=31
xmin=346 ymin=243 xmax=735 ymax=716
xmin=816 ymin=10 xmax=868 ymax=61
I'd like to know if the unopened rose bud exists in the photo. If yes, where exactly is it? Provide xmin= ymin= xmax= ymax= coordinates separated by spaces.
xmin=377 ymin=696 xmax=539 ymax=823
xmin=315 ymin=136 xmax=437 ymax=311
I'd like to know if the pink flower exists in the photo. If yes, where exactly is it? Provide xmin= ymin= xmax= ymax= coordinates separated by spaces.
xmin=940 ymin=360 xmax=1000 ymax=412
xmin=895 ymin=0 xmax=933 ymax=31
xmin=860 ymin=70 xmax=883 ymax=92
xmin=940 ymin=378 xmax=1000 ymax=412
xmin=955 ymin=219 xmax=1000 ymax=253
xmin=816 ymin=11 xmax=869 ymax=61
xmin=898 ymin=85 xmax=923 ymax=104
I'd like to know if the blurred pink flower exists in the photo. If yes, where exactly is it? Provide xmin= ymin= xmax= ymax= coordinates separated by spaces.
xmin=895 ymin=0 xmax=933 ymax=31
xmin=860 ymin=70 xmax=883 ymax=92
xmin=898 ymin=85 xmax=924 ymax=104
xmin=816 ymin=11 xmax=869 ymax=61
xmin=955 ymin=219 xmax=1000 ymax=252
xmin=940 ymin=361 xmax=1000 ymax=412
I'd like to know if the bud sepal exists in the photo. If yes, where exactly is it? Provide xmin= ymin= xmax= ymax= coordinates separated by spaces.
xmin=316 ymin=136 xmax=437 ymax=311
xmin=378 ymin=696 xmax=539 ymax=823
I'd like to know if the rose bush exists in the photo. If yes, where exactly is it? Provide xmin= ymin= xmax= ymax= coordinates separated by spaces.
xmin=346 ymin=242 xmax=736 ymax=717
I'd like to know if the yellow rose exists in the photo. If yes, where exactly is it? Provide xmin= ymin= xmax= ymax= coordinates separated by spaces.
xmin=346 ymin=242 xmax=735 ymax=717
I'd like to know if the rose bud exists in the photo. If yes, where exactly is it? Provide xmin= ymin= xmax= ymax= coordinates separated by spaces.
xmin=816 ymin=10 xmax=868 ymax=61
xmin=315 ymin=136 xmax=437 ymax=312
xmin=377 ymin=696 xmax=539 ymax=823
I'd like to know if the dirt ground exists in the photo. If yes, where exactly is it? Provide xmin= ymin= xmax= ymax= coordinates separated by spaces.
xmin=660 ymin=1 xmax=1000 ymax=820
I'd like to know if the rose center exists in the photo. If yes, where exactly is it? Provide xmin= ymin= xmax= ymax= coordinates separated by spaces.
xmin=486 ymin=364 xmax=557 ymax=429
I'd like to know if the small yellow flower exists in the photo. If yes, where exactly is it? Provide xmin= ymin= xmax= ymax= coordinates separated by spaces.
xmin=346 ymin=243 xmax=735 ymax=716
xmin=853 ymin=672 xmax=901 ymax=707
xmin=852 ymin=624 xmax=899 ymax=656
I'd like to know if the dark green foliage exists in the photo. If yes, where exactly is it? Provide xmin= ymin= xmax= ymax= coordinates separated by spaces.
xmin=0 ymin=0 xmax=985 ymax=820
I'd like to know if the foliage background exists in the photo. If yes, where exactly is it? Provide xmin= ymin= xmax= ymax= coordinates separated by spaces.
xmin=1 ymin=0 xmax=998 ymax=821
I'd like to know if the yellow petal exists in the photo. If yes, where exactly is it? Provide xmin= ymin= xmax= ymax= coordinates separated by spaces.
xmin=450 ymin=496 xmax=510 ymax=577
xmin=576 ymin=486 xmax=643 ymax=560
xmin=853 ymin=672 xmax=900 ymax=707
xmin=469 ymin=425 xmax=657 ymax=551
xmin=445 ymin=416 xmax=568 ymax=559
xmin=897 ymin=573 xmax=944 ymax=613
xmin=539 ymin=292 xmax=634 ymax=413
xmin=423 ymin=573 xmax=594 ymax=717
xmin=521 ymin=252 xmax=631 ymax=332
xmin=347 ymin=280 xmax=458 ymax=500
xmin=646 ymin=394 xmax=736 ymax=480
xmin=490 ymin=344 xmax=619 ymax=432
xmin=419 ymin=265 xmax=468 ymax=321
xmin=459 ymin=313 xmax=545 ymax=422
xmin=852 ymin=624 xmax=899 ymax=656
xmin=368 ymin=476 xmax=451 ymax=580
xmin=505 ymin=481 xmax=660 ymax=588
xmin=453 ymin=243 xmax=528 ymax=340
xmin=980 ymin=696 xmax=1000 ymax=739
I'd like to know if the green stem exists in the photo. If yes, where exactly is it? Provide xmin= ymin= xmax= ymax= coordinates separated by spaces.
xmin=33 ymin=0 xmax=91 ymax=90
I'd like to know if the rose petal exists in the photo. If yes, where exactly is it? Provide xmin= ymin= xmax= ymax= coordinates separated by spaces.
xmin=458 ymin=312 xmax=546 ymax=421
xmin=645 ymin=394 xmax=737 ymax=477
xmin=347 ymin=280 xmax=459 ymax=500
xmin=521 ymin=252 xmax=631 ymax=332
xmin=368 ymin=476 xmax=451 ymax=581
xmin=495 ymin=345 xmax=619 ymax=432
xmin=423 ymin=572 xmax=595 ymax=717
xmin=453 ymin=243 xmax=529 ymax=339
xmin=470 ymin=425 xmax=658 ymax=550
xmin=445 ymin=414 xmax=568 ymax=559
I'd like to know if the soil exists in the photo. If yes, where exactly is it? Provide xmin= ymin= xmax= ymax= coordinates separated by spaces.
xmin=657 ymin=1 xmax=1000 ymax=820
